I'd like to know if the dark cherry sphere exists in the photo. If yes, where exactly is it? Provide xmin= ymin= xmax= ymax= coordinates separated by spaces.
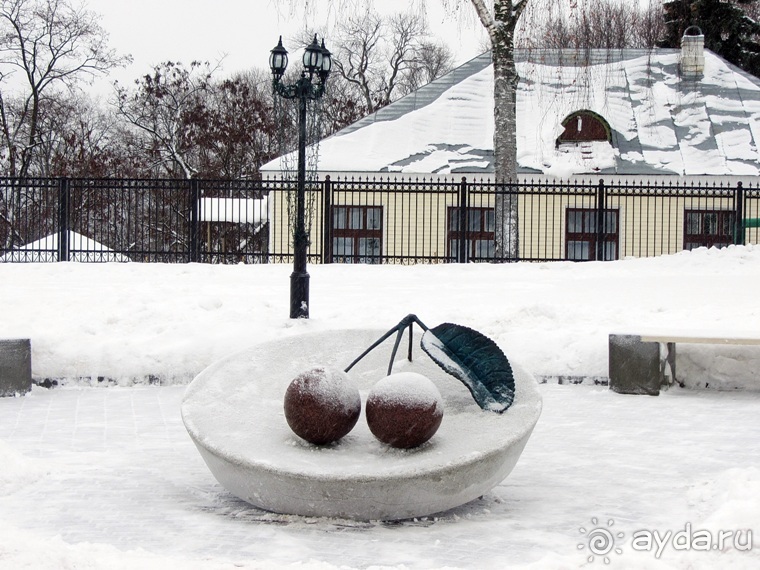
xmin=365 ymin=372 xmax=444 ymax=449
xmin=284 ymin=367 xmax=361 ymax=445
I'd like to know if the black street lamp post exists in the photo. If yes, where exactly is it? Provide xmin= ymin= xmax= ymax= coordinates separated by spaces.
xmin=269 ymin=35 xmax=332 ymax=319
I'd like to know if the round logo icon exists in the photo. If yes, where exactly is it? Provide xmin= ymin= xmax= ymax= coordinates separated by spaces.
xmin=578 ymin=518 xmax=624 ymax=564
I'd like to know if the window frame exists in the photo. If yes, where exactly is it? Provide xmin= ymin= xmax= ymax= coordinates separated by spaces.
xmin=331 ymin=205 xmax=383 ymax=263
xmin=446 ymin=206 xmax=496 ymax=261
xmin=683 ymin=208 xmax=736 ymax=251
xmin=565 ymin=207 xmax=619 ymax=261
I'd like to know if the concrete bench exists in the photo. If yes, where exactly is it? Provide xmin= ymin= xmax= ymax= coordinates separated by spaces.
xmin=609 ymin=333 xmax=760 ymax=396
xmin=0 ymin=339 xmax=32 ymax=396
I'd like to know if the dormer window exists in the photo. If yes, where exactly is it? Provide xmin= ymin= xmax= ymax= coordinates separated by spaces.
xmin=556 ymin=110 xmax=612 ymax=145
xmin=553 ymin=110 xmax=616 ymax=171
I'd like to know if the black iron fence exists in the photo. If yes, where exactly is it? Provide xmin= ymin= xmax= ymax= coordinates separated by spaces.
xmin=0 ymin=178 xmax=273 ymax=263
xmin=1 ymin=176 xmax=758 ymax=264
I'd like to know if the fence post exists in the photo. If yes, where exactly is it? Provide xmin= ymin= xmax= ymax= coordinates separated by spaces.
xmin=322 ymin=175 xmax=332 ymax=263
xmin=57 ymin=177 xmax=70 ymax=262
xmin=189 ymin=178 xmax=200 ymax=262
xmin=458 ymin=177 xmax=469 ymax=263
xmin=595 ymin=179 xmax=606 ymax=261
xmin=734 ymin=181 xmax=745 ymax=246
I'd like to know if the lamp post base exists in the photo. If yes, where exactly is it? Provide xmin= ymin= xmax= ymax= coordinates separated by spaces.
xmin=289 ymin=270 xmax=310 ymax=319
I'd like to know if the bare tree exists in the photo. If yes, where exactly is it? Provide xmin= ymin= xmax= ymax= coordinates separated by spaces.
xmin=0 ymin=0 xmax=130 ymax=176
xmin=32 ymin=93 xmax=143 ymax=177
xmin=332 ymin=9 xmax=453 ymax=113
xmin=195 ymin=70 xmax=280 ymax=178
xmin=332 ymin=11 xmax=382 ymax=113
xmin=636 ymin=2 xmax=668 ymax=49
xmin=114 ymin=61 xmax=216 ymax=179
xmin=116 ymin=64 xmax=285 ymax=179
xmin=318 ymin=72 xmax=369 ymax=135
xmin=527 ymin=0 xmax=665 ymax=49
xmin=405 ymin=39 xmax=456 ymax=92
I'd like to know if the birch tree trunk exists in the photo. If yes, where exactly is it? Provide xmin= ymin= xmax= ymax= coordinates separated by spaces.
xmin=471 ymin=0 xmax=525 ymax=259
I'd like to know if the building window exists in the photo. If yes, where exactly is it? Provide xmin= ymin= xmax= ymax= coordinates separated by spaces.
xmin=447 ymin=206 xmax=495 ymax=261
xmin=332 ymin=205 xmax=383 ymax=263
xmin=565 ymin=208 xmax=619 ymax=261
xmin=684 ymin=209 xmax=736 ymax=250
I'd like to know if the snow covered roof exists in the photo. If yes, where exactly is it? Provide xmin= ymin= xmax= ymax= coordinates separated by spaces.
xmin=0 ymin=231 xmax=130 ymax=263
xmin=261 ymin=49 xmax=760 ymax=177
xmin=198 ymin=197 xmax=268 ymax=227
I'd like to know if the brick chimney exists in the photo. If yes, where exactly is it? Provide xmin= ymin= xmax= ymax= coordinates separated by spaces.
xmin=681 ymin=26 xmax=705 ymax=78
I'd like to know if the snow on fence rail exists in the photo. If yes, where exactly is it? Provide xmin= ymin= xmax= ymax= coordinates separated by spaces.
xmin=0 ymin=176 xmax=758 ymax=264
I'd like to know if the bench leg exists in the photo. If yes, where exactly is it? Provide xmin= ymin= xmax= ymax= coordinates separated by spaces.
xmin=609 ymin=334 xmax=662 ymax=396
xmin=0 ymin=339 xmax=32 ymax=397
xmin=659 ymin=342 xmax=676 ymax=388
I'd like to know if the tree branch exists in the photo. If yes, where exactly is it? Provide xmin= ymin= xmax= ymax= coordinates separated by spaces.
xmin=513 ymin=0 xmax=528 ymax=21
xmin=470 ymin=0 xmax=497 ymax=38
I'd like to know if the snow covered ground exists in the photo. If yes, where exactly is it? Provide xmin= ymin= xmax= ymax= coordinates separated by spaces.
xmin=1 ymin=244 xmax=759 ymax=388
xmin=1 ymin=246 xmax=759 ymax=568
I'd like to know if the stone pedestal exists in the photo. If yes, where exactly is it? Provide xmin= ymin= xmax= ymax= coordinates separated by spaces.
xmin=182 ymin=329 xmax=543 ymax=521
xmin=0 ymin=339 xmax=32 ymax=397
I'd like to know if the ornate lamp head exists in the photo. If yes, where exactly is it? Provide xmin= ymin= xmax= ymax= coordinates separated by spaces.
xmin=269 ymin=36 xmax=289 ymax=81
xmin=302 ymin=34 xmax=323 ymax=77
xmin=318 ymin=39 xmax=332 ymax=83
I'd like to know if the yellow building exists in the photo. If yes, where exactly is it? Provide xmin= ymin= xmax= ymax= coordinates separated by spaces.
xmin=262 ymin=38 xmax=760 ymax=263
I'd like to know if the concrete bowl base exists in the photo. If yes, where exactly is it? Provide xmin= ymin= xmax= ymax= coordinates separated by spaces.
xmin=181 ymin=329 xmax=542 ymax=521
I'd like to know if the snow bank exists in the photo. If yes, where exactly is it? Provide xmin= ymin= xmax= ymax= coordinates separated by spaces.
xmin=688 ymin=467 xmax=760 ymax=532
xmin=0 ymin=245 xmax=759 ymax=391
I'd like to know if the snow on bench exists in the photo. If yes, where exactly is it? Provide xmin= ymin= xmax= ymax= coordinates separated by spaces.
xmin=608 ymin=332 xmax=760 ymax=396
xmin=639 ymin=334 xmax=760 ymax=346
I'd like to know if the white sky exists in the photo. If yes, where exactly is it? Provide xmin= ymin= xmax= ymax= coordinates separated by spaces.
xmin=84 ymin=0 xmax=487 ymax=93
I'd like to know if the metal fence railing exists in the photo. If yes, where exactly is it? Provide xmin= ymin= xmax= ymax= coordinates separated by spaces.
xmin=1 ymin=176 xmax=758 ymax=264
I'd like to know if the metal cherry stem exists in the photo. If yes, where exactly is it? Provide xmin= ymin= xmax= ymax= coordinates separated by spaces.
xmin=344 ymin=314 xmax=429 ymax=376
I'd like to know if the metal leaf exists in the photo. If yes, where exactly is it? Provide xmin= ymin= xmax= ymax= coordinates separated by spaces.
xmin=421 ymin=323 xmax=515 ymax=413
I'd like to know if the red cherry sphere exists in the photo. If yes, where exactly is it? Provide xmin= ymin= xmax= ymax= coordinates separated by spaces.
xmin=284 ymin=367 xmax=361 ymax=445
xmin=365 ymin=372 xmax=444 ymax=449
